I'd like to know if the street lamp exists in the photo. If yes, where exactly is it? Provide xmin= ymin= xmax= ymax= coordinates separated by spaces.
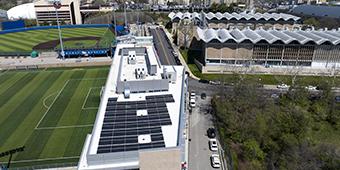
xmin=52 ymin=0 xmax=65 ymax=60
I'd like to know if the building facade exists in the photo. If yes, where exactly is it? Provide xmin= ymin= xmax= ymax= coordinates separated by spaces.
xmin=34 ymin=0 xmax=82 ymax=25
xmin=196 ymin=27 xmax=340 ymax=73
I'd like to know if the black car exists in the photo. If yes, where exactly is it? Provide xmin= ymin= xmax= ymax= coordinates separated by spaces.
xmin=207 ymin=128 xmax=216 ymax=138
xmin=199 ymin=79 xmax=209 ymax=84
xmin=335 ymin=96 xmax=340 ymax=102
xmin=201 ymin=93 xmax=206 ymax=99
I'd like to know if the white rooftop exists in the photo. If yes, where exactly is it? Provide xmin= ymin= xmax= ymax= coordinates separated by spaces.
xmin=78 ymin=36 xmax=185 ymax=170
xmin=197 ymin=27 xmax=340 ymax=45
xmin=169 ymin=11 xmax=301 ymax=22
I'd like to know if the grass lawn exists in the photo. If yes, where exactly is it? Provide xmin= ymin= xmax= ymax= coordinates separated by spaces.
xmin=0 ymin=27 xmax=109 ymax=52
xmin=0 ymin=66 xmax=109 ymax=168
xmin=180 ymin=49 xmax=340 ymax=86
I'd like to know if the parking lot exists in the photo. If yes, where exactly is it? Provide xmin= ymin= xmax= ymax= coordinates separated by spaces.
xmin=188 ymin=93 xmax=226 ymax=170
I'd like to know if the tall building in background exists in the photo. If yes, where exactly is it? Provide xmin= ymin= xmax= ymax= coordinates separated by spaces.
xmin=34 ymin=0 xmax=82 ymax=25
xmin=0 ymin=9 xmax=7 ymax=20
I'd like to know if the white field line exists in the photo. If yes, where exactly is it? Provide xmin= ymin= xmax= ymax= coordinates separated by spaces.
xmin=42 ymin=91 xmax=59 ymax=109
xmin=70 ymin=77 xmax=106 ymax=81
xmin=35 ymin=124 xmax=93 ymax=130
xmin=81 ymin=87 xmax=101 ymax=110
xmin=0 ymin=156 xmax=80 ymax=164
xmin=35 ymin=80 xmax=70 ymax=129
xmin=35 ymin=77 xmax=105 ymax=130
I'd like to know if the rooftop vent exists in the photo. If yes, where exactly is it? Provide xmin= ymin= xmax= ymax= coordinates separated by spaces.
xmin=138 ymin=134 xmax=151 ymax=144
xmin=135 ymin=67 xmax=146 ymax=79
xmin=128 ymin=51 xmax=136 ymax=64
xmin=124 ymin=87 xmax=130 ymax=98
xmin=137 ymin=109 xmax=148 ymax=116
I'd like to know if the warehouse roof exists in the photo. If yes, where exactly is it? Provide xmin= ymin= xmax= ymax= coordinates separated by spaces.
xmin=197 ymin=27 xmax=340 ymax=45
xmin=169 ymin=11 xmax=301 ymax=22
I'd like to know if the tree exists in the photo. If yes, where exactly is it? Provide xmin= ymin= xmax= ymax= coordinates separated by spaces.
xmin=93 ymin=0 xmax=106 ymax=6
xmin=303 ymin=17 xmax=320 ymax=28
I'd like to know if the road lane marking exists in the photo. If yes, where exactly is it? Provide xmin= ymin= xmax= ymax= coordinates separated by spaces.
xmin=154 ymin=29 xmax=171 ymax=65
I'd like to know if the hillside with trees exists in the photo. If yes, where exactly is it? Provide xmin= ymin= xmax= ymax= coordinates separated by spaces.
xmin=212 ymin=77 xmax=340 ymax=169
xmin=0 ymin=0 xmax=32 ymax=10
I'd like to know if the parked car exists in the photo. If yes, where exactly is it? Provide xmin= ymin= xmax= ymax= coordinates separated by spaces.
xmin=209 ymin=138 xmax=218 ymax=151
xmin=271 ymin=93 xmax=279 ymax=99
xmin=335 ymin=96 xmax=340 ymax=103
xmin=209 ymin=80 xmax=221 ymax=85
xmin=277 ymin=83 xmax=289 ymax=89
xmin=210 ymin=154 xmax=221 ymax=168
xmin=190 ymin=98 xmax=196 ymax=108
xmin=207 ymin=128 xmax=216 ymax=138
xmin=199 ymin=79 xmax=209 ymax=84
xmin=190 ymin=91 xmax=196 ymax=99
xmin=305 ymin=85 xmax=317 ymax=91
xmin=201 ymin=93 xmax=206 ymax=99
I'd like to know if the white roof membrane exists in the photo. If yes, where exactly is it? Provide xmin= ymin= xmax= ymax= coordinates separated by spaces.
xmin=169 ymin=12 xmax=301 ymax=22
xmin=197 ymin=27 xmax=340 ymax=45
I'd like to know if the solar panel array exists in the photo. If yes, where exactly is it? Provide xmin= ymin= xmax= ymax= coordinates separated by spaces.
xmin=97 ymin=94 xmax=174 ymax=154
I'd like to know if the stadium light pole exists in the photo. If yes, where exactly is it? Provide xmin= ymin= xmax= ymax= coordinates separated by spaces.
xmin=112 ymin=6 xmax=117 ymax=36
xmin=53 ymin=0 xmax=65 ymax=60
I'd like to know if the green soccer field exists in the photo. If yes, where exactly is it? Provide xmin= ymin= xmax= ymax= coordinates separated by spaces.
xmin=0 ymin=27 xmax=112 ymax=53
xmin=0 ymin=66 xmax=109 ymax=168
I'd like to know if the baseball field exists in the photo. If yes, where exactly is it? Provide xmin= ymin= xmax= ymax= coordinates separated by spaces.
xmin=0 ymin=66 xmax=109 ymax=168
xmin=0 ymin=27 xmax=114 ymax=53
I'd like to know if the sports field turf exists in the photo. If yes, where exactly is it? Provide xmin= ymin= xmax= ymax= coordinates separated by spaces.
xmin=0 ymin=66 xmax=109 ymax=168
xmin=0 ymin=27 xmax=109 ymax=52
xmin=56 ymin=40 xmax=98 ymax=49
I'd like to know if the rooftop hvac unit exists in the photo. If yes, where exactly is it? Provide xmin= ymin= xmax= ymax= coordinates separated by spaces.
xmin=128 ymin=51 xmax=136 ymax=64
xmin=135 ymin=68 xmax=146 ymax=79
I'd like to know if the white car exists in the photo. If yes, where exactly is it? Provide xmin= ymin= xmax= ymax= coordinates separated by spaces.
xmin=190 ymin=98 xmax=196 ymax=108
xmin=210 ymin=154 xmax=221 ymax=168
xmin=305 ymin=85 xmax=317 ymax=91
xmin=209 ymin=138 xmax=218 ymax=151
xmin=190 ymin=91 xmax=196 ymax=100
xmin=277 ymin=83 xmax=289 ymax=89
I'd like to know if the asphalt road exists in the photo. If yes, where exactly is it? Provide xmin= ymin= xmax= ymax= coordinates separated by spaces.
xmin=188 ymin=96 xmax=220 ymax=170
xmin=149 ymin=27 xmax=177 ymax=65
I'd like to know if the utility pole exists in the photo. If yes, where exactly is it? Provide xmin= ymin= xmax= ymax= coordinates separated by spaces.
xmin=124 ymin=1 xmax=128 ymax=29
xmin=113 ymin=7 xmax=117 ymax=36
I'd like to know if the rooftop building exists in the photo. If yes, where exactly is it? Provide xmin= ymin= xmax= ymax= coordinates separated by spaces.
xmin=34 ymin=0 xmax=82 ymax=25
xmin=170 ymin=11 xmax=302 ymax=48
xmin=78 ymin=36 xmax=187 ymax=170
xmin=194 ymin=27 xmax=340 ymax=72
xmin=169 ymin=11 xmax=301 ymax=23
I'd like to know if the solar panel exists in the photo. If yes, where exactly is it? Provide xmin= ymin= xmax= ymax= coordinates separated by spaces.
xmin=97 ymin=94 xmax=174 ymax=154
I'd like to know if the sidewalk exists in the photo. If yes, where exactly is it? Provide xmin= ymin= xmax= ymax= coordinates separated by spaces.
xmin=161 ymin=26 xmax=200 ymax=80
